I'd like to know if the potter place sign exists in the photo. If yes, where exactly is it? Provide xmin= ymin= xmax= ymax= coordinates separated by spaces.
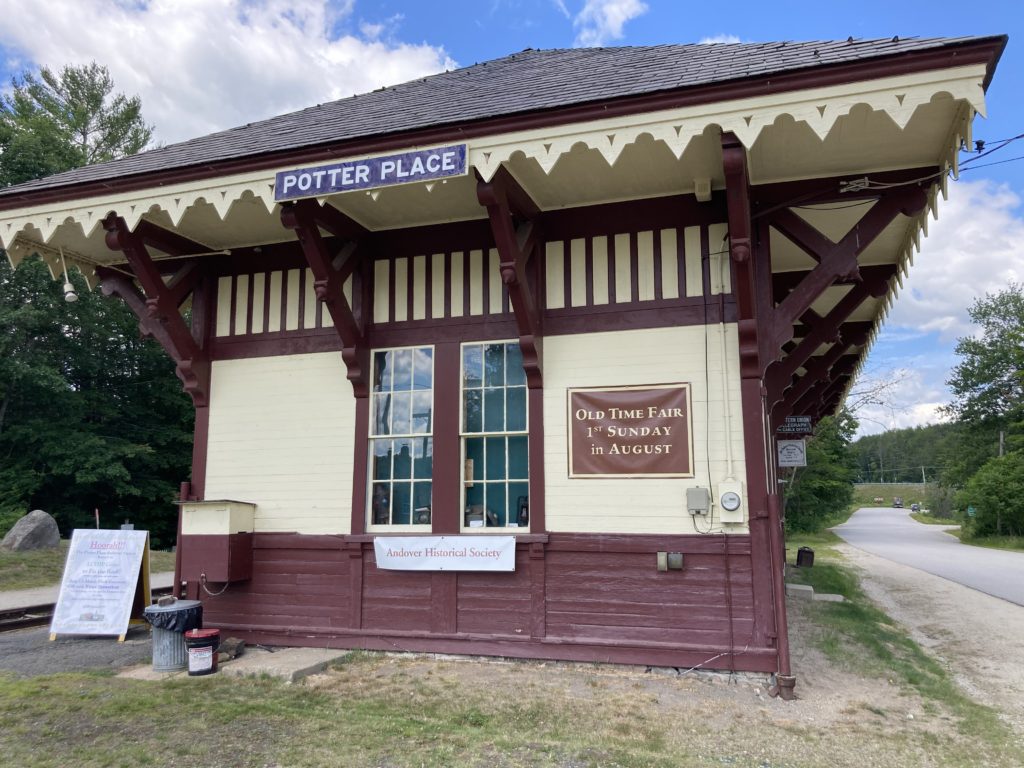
xmin=274 ymin=144 xmax=468 ymax=201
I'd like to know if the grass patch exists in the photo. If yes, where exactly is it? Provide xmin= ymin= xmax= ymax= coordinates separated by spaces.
xmin=852 ymin=483 xmax=927 ymax=508
xmin=954 ymin=533 xmax=1024 ymax=553
xmin=0 ymin=542 xmax=176 ymax=592
xmin=911 ymin=512 xmax=960 ymax=526
xmin=788 ymin=549 xmax=1016 ymax=759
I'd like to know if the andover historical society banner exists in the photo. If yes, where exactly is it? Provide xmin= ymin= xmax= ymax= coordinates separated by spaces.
xmin=374 ymin=536 xmax=516 ymax=571
xmin=568 ymin=384 xmax=693 ymax=477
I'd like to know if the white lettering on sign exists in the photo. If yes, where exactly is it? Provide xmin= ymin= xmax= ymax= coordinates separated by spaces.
xmin=274 ymin=144 xmax=468 ymax=201
xmin=373 ymin=535 xmax=516 ymax=571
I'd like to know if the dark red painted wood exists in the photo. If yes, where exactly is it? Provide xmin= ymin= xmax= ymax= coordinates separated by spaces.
xmin=191 ymin=531 xmax=766 ymax=672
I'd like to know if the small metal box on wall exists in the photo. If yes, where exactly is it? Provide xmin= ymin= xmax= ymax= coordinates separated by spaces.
xmin=179 ymin=500 xmax=256 ymax=582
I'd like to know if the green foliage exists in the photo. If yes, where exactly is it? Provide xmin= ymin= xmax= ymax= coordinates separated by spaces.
xmin=0 ymin=257 xmax=192 ymax=546
xmin=1 ymin=62 xmax=152 ymax=187
xmin=849 ymin=422 xmax=955 ymax=484
xmin=783 ymin=410 xmax=857 ymax=533
xmin=957 ymin=451 xmax=1024 ymax=537
xmin=944 ymin=283 xmax=1024 ymax=426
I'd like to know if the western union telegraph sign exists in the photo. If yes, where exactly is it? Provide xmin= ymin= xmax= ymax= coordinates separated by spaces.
xmin=274 ymin=144 xmax=467 ymax=201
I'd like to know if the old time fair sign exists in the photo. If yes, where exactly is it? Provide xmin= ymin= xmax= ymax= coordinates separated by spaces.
xmin=568 ymin=384 xmax=693 ymax=477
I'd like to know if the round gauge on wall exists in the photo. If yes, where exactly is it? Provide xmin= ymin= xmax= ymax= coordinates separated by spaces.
xmin=720 ymin=491 xmax=742 ymax=512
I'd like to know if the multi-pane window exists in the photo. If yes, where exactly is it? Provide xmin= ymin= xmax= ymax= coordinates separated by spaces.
xmin=369 ymin=347 xmax=433 ymax=527
xmin=461 ymin=342 xmax=529 ymax=530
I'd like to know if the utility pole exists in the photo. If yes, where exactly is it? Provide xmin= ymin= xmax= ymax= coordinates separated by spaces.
xmin=999 ymin=430 xmax=1005 ymax=457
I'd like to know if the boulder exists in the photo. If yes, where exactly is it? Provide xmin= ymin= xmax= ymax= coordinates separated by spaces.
xmin=0 ymin=509 xmax=61 ymax=551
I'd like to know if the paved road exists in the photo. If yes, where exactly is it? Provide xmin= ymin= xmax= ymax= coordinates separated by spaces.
xmin=833 ymin=507 xmax=1024 ymax=606
xmin=0 ymin=571 xmax=175 ymax=611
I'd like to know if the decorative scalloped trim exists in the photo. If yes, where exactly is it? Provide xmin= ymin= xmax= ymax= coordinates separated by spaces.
xmin=1 ymin=63 xmax=987 ymax=285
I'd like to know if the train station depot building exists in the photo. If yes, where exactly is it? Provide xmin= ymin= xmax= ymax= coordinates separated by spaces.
xmin=0 ymin=36 xmax=1005 ymax=697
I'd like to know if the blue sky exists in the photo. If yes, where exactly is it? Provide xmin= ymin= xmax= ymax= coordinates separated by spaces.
xmin=1 ymin=0 xmax=1021 ymax=435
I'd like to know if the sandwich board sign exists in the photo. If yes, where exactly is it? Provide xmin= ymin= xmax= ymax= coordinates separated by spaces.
xmin=50 ymin=529 xmax=152 ymax=642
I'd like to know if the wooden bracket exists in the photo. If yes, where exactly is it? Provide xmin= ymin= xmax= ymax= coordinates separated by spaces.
xmin=477 ymin=167 xmax=543 ymax=388
xmin=721 ymin=132 xmax=761 ymax=379
xmin=280 ymin=199 xmax=370 ymax=396
xmin=100 ymin=214 xmax=210 ymax=406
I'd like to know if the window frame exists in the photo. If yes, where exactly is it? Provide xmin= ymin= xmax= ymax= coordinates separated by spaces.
xmin=365 ymin=344 xmax=436 ymax=533
xmin=459 ymin=340 xmax=530 ymax=533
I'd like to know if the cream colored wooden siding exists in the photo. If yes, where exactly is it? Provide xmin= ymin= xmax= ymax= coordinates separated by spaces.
xmin=204 ymin=353 xmax=355 ymax=534
xmin=215 ymin=267 xmax=333 ymax=337
xmin=543 ymin=325 xmax=747 ymax=534
xmin=543 ymin=225 xmax=727 ymax=309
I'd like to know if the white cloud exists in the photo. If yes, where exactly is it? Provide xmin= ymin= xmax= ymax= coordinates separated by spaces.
xmin=0 ymin=0 xmax=456 ymax=145
xmin=699 ymin=34 xmax=741 ymax=44
xmin=852 ymin=177 xmax=1024 ymax=435
xmin=886 ymin=179 xmax=1024 ymax=342
xmin=552 ymin=0 xmax=571 ymax=19
xmin=851 ymin=367 xmax=952 ymax=437
xmin=573 ymin=0 xmax=648 ymax=47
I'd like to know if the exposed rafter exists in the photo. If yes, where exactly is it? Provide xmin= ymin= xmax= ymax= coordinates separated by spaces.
xmin=765 ymin=265 xmax=894 ymax=407
xmin=477 ymin=166 xmax=544 ymax=388
xmin=280 ymin=198 xmax=370 ymax=396
xmin=100 ymin=214 xmax=211 ymax=406
xmin=764 ymin=187 xmax=926 ymax=360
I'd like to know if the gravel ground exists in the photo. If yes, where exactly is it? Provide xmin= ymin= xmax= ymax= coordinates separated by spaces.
xmin=0 ymin=625 xmax=153 ymax=677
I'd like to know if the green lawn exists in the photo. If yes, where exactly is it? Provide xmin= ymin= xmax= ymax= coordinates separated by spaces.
xmin=0 ymin=541 xmax=176 ymax=592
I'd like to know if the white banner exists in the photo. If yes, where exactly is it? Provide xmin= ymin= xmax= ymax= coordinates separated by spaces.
xmin=373 ymin=536 xmax=516 ymax=572
xmin=50 ymin=529 xmax=150 ymax=637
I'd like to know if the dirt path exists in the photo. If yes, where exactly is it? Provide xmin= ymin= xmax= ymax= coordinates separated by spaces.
xmin=837 ymin=542 xmax=1024 ymax=732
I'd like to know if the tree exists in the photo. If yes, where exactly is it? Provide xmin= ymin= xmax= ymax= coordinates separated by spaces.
xmin=957 ymin=451 xmax=1024 ymax=537
xmin=1 ymin=61 xmax=153 ymax=187
xmin=944 ymin=283 xmax=1024 ymax=427
xmin=0 ymin=63 xmax=186 ymax=545
xmin=0 ymin=257 xmax=192 ymax=546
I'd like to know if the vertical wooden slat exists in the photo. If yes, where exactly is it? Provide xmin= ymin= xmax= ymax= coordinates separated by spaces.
xmin=393 ymin=257 xmax=408 ymax=323
xmin=245 ymin=271 xmax=255 ymax=334
xmin=591 ymin=235 xmax=609 ymax=305
xmin=303 ymin=268 xmax=317 ymax=329
xmin=251 ymin=272 xmax=266 ymax=333
xmin=432 ymin=253 xmax=446 ymax=319
xmin=684 ymin=226 xmax=703 ymax=298
xmin=373 ymin=260 xmax=389 ymax=324
xmin=285 ymin=269 xmax=301 ymax=331
xmin=569 ymin=238 xmax=587 ymax=307
xmin=488 ymin=248 xmax=503 ymax=314
xmin=661 ymin=229 xmax=680 ymax=300
xmin=613 ymin=233 xmax=630 ymax=303
xmin=545 ymin=241 xmax=565 ymax=309
xmin=468 ymin=249 xmax=483 ymax=315
xmin=233 ymin=274 xmax=249 ymax=335
xmin=267 ymin=271 xmax=283 ymax=333
xmin=215 ymin=276 xmax=232 ymax=337
xmin=450 ymin=251 xmax=464 ymax=317
xmin=637 ymin=230 xmax=655 ymax=301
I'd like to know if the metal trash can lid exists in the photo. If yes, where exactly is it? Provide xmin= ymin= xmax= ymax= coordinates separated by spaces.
xmin=143 ymin=599 xmax=202 ymax=614
xmin=143 ymin=600 xmax=203 ymax=632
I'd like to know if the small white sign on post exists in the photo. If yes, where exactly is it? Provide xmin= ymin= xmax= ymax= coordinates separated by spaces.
xmin=50 ymin=529 xmax=151 ymax=642
xmin=778 ymin=439 xmax=808 ymax=467
xmin=373 ymin=536 xmax=516 ymax=571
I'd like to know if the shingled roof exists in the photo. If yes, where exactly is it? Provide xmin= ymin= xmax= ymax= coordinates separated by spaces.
xmin=0 ymin=36 xmax=1005 ymax=200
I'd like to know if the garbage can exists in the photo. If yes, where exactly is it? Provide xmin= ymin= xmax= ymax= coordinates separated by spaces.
xmin=142 ymin=599 xmax=203 ymax=672
xmin=796 ymin=546 xmax=815 ymax=568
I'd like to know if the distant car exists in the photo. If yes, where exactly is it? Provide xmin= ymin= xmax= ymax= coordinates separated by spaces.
xmin=911 ymin=503 xmax=920 ymax=512
xmin=893 ymin=497 xmax=904 ymax=508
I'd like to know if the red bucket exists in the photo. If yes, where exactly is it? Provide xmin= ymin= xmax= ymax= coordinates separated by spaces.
xmin=184 ymin=628 xmax=221 ymax=676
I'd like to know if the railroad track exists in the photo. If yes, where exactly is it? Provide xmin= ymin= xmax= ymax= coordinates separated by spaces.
xmin=0 ymin=586 xmax=175 ymax=633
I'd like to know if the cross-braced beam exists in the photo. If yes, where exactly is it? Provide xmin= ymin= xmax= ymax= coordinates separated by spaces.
xmin=100 ymin=214 xmax=211 ymax=406
xmin=477 ymin=167 xmax=543 ymax=388
xmin=280 ymin=198 xmax=370 ymax=396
